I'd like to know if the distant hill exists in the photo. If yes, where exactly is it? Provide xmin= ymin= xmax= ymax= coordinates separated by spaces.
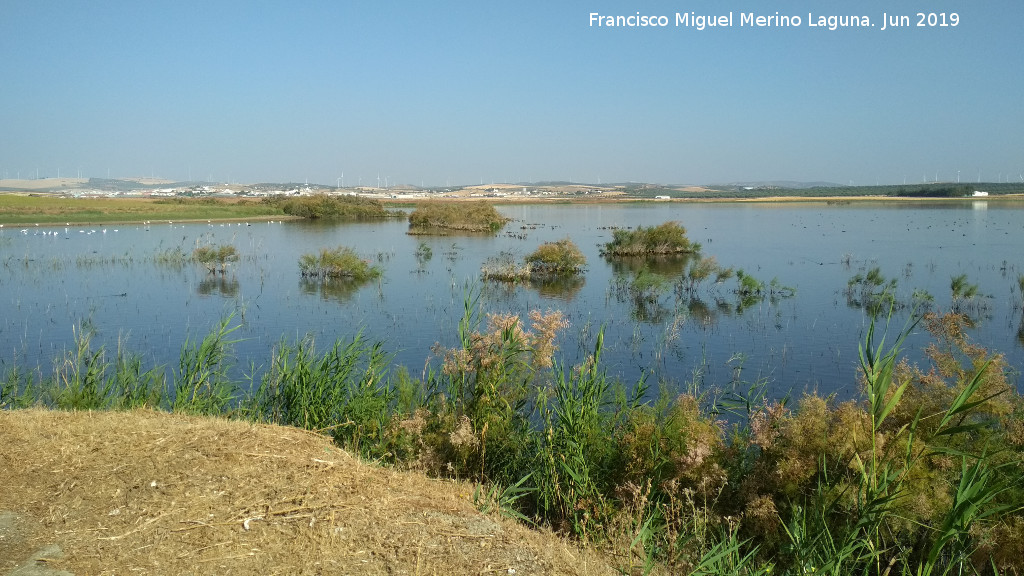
xmin=718 ymin=181 xmax=843 ymax=189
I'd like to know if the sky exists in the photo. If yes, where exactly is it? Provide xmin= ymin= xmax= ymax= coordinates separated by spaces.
xmin=1 ymin=1 xmax=1022 ymax=187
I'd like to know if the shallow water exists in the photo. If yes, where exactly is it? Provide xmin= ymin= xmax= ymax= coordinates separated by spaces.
xmin=1 ymin=201 xmax=1021 ymax=400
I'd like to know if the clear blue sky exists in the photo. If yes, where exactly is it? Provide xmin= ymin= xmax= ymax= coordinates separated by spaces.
xmin=1 ymin=1 xmax=1021 ymax=186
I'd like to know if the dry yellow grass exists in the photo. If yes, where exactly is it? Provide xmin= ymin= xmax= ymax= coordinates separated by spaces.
xmin=0 ymin=409 xmax=616 ymax=575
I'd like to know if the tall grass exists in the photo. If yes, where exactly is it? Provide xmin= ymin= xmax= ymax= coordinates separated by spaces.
xmin=250 ymin=333 xmax=393 ymax=456
xmin=171 ymin=315 xmax=240 ymax=414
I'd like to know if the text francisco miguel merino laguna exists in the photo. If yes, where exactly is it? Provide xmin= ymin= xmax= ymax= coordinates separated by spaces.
xmin=588 ymin=11 xmax=951 ymax=31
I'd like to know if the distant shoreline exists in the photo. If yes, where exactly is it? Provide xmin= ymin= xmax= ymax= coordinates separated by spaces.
xmin=1 ymin=191 xmax=1021 ymax=227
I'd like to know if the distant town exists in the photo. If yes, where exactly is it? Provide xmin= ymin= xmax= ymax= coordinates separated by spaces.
xmin=1 ymin=177 xmax=1021 ymax=201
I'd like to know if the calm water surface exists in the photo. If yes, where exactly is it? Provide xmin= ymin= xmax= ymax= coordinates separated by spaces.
xmin=1 ymin=201 xmax=1022 ymax=400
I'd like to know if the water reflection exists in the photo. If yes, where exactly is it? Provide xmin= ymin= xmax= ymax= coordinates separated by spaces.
xmin=607 ymin=254 xmax=695 ymax=277
xmin=299 ymin=277 xmax=378 ymax=302
xmin=528 ymin=276 xmax=585 ymax=301
xmin=4 ymin=201 xmax=1024 ymax=401
xmin=198 ymin=276 xmax=240 ymax=298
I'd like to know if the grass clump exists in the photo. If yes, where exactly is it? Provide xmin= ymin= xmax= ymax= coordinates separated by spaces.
xmin=298 ymin=246 xmax=382 ymax=281
xmin=269 ymin=194 xmax=394 ymax=220
xmin=526 ymin=238 xmax=586 ymax=277
xmin=601 ymin=221 xmax=700 ymax=256
xmin=408 ymin=201 xmax=508 ymax=234
xmin=481 ymin=239 xmax=587 ymax=283
xmin=193 ymin=244 xmax=239 ymax=274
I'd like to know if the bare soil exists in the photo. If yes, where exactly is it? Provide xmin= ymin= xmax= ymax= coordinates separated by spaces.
xmin=0 ymin=409 xmax=616 ymax=575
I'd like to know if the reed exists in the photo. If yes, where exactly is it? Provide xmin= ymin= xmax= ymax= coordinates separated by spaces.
xmin=170 ymin=315 xmax=240 ymax=414
xmin=249 ymin=333 xmax=393 ymax=457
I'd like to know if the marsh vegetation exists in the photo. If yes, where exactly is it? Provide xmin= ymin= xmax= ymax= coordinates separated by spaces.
xmin=4 ymin=306 xmax=1024 ymax=575
xmin=407 ymin=201 xmax=509 ymax=234
xmin=267 ymin=194 xmax=396 ymax=220
xmin=481 ymin=239 xmax=587 ymax=282
xmin=193 ymin=243 xmax=239 ymax=274
xmin=601 ymin=221 xmax=700 ymax=256
xmin=298 ymin=246 xmax=382 ymax=281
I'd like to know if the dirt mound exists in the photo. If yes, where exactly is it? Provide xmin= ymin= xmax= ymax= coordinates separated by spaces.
xmin=0 ymin=409 xmax=615 ymax=575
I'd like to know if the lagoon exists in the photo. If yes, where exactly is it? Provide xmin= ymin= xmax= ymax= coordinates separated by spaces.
xmin=1 ymin=200 xmax=1022 ymax=400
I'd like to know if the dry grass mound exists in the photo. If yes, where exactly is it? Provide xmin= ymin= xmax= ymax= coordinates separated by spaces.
xmin=0 ymin=409 xmax=615 ymax=575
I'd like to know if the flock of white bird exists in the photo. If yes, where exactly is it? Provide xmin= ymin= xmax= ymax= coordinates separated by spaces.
xmin=1 ymin=219 xmax=284 ymax=237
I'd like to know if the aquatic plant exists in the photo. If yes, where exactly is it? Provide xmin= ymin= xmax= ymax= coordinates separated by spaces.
xmin=298 ymin=246 xmax=382 ymax=281
xmin=407 ymin=201 xmax=508 ymax=234
xmin=601 ymin=221 xmax=701 ymax=256
xmin=525 ymin=238 xmax=586 ymax=277
xmin=679 ymin=255 xmax=731 ymax=296
xmin=415 ymin=241 xmax=433 ymax=265
xmin=481 ymin=239 xmax=586 ymax=283
xmin=845 ymin=266 xmax=899 ymax=316
xmin=480 ymin=251 xmax=531 ymax=282
xmin=154 ymin=246 xmax=189 ymax=268
xmin=193 ymin=243 xmax=239 ymax=274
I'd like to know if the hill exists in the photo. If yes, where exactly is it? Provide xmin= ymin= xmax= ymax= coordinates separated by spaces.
xmin=0 ymin=409 xmax=615 ymax=575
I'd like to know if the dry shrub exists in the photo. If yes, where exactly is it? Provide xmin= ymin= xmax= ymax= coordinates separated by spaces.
xmin=440 ymin=309 xmax=569 ymax=378
xmin=617 ymin=395 xmax=725 ymax=498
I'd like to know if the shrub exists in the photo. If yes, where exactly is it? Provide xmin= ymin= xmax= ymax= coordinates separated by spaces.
xmin=408 ymin=201 xmax=508 ymax=234
xmin=526 ymin=239 xmax=586 ymax=277
xmin=298 ymin=247 xmax=382 ymax=281
xmin=601 ymin=222 xmax=700 ymax=256
xmin=271 ymin=194 xmax=393 ymax=220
